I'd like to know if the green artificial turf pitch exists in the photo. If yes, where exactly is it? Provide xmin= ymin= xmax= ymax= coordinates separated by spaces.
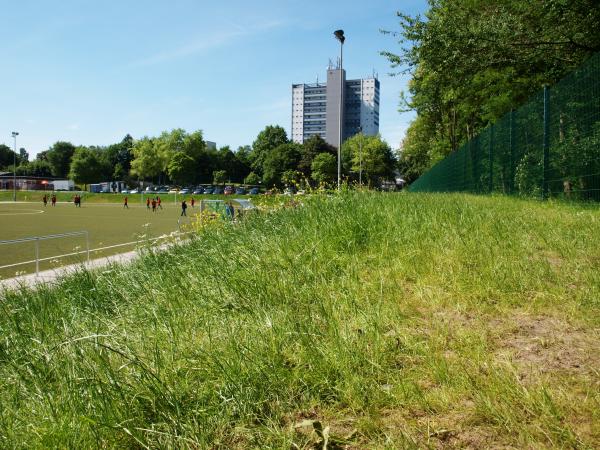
xmin=0 ymin=201 xmax=190 ymax=278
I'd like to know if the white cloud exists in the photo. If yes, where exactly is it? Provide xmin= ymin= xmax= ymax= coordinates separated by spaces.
xmin=128 ymin=20 xmax=285 ymax=68
xmin=67 ymin=123 xmax=80 ymax=131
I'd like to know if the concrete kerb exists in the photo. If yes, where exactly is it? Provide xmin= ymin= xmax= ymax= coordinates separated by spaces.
xmin=0 ymin=237 xmax=187 ymax=294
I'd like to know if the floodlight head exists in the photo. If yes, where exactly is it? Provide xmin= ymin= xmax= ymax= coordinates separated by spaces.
xmin=11 ymin=131 xmax=19 ymax=137
xmin=334 ymin=29 xmax=345 ymax=44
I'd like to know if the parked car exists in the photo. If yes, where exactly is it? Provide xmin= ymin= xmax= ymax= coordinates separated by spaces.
xmin=129 ymin=189 xmax=139 ymax=194
xmin=180 ymin=188 xmax=190 ymax=195
xmin=213 ymin=187 xmax=223 ymax=195
xmin=145 ymin=186 xmax=156 ymax=193
xmin=168 ymin=188 xmax=179 ymax=194
xmin=248 ymin=187 xmax=260 ymax=195
xmin=193 ymin=187 xmax=204 ymax=195
xmin=224 ymin=186 xmax=234 ymax=195
xmin=203 ymin=186 xmax=214 ymax=194
xmin=235 ymin=187 xmax=246 ymax=195
xmin=121 ymin=189 xmax=129 ymax=194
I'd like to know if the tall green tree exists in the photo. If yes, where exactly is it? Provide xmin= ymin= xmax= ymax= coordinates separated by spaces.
xmin=235 ymin=145 xmax=253 ymax=179
xmin=244 ymin=171 xmax=260 ymax=185
xmin=168 ymin=152 xmax=197 ymax=186
xmin=342 ymin=135 xmax=396 ymax=186
xmin=311 ymin=152 xmax=337 ymax=185
xmin=251 ymin=125 xmax=289 ymax=175
xmin=46 ymin=141 xmax=76 ymax=178
xmin=0 ymin=144 xmax=20 ymax=169
xmin=130 ymin=137 xmax=164 ymax=182
xmin=262 ymin=143 xmax=302 ymax=187
xmin=103 ymin=134 xmax=134 ymax=180
xmin=213 ymin=170 xmax=228 ymax=185
xmin=19 ymin=148 xmax=29 ymax=163
xmin=15 ymin=159 xmax=52 ymax=177
xmin=382 ymin=0 xmax=600 ymax=179
xmin=299 ymin=135 xmax=336 ymax=176
xmin=69 ymin=147 xmax=107 ymax=187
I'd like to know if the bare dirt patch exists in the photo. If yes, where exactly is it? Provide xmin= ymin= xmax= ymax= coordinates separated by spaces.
xmin=492 ymin=313 xmax=600 ymax=381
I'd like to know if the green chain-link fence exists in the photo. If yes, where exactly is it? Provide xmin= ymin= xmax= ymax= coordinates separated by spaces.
xmin=410 ymin=52 xmax=600 ymax=201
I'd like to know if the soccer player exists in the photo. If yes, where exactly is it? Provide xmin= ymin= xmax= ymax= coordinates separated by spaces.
xmin=123 ymin=196 xmax=128 ymax=209
xmin=51 ymin=194 xmax=56 ymax=206
xmin=151 ymin=198 xmax=157 ymax=212
xmin=181 ymin=200 xmax=187 ymax=216
xmin=146 ymin=197 xmax=150 ymax=209
xmin=42 ymin=194 xmax=48 ymax=207
xmin=157 ymin=196 xmax=162 ymax=209
xmin=191 ymin=197 xmax=195 ymax=208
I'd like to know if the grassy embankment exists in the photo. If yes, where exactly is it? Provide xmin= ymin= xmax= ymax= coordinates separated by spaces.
xmin=0 ymin=193 xmax=598 ymax=448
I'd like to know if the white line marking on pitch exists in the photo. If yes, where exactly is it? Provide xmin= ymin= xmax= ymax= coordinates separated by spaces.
xmin=0 ymin=209 xmax=45 ymax=216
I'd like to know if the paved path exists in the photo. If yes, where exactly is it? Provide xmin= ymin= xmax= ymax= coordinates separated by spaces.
xmin=0 ymin=249 xmax=141 ymax=292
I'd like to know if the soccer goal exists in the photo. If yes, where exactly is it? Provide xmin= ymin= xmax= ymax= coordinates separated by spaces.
xmin=0 ymin=231 xmax=90 ymax=277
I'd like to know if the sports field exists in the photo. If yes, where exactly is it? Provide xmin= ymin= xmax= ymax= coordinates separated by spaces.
xmin=0 ymin=200 xmax=190 ymax=278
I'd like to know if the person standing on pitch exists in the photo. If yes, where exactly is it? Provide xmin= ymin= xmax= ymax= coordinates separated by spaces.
xmin=181 ymin=200 xmax=187 ymax=216
xmin=43 ymin=194 xmax=48 ymax=207
xmin=146 ymin=197 xmax=150 ymax=210
xmin=51 ymin=194 xmax=56 ymax=206
xmin=123 ymin=196 xmax=128 ymax=209
xmin=191 ymin=197 xmax=195 ymax=208
xmin=157 ymin=196 xmax=162 ymax=209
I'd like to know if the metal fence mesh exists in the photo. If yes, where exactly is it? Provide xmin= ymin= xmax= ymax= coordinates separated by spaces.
xmin=410 ymin=52 xmax=600 ymax=201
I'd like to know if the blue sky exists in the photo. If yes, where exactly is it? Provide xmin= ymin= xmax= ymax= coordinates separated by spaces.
xmin=0 ymin=0 xmax=427 ymax=157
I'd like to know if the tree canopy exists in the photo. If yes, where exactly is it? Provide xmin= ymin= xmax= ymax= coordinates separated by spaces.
xmin=262 ymin=143 xmax=302 ymax=187
xmin=6 ymin=125 xmax=397 ymax=189
xmin=311 ymin=153 xmax=337 ymax=185
xmin=382 ymin=0 xmax=600 ymax=180
xmin=69 ymin=147 xmax=107 ymax=186
xmin=46 ymin=142 xmax=76 ymax=178
xmin=342 ymin=134 xmax=396 ymax=186
xmin=251 ymin=125 xmax=289 ymax=175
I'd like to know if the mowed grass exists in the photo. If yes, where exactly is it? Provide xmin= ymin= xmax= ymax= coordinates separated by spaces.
xmin=0 ymin=193 xmax=599 ymax=448
xmin=0 ymin=201 xmax=184 ymax=278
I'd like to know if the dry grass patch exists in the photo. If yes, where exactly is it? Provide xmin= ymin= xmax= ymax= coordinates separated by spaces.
xmin=492 ymin=313 xmax=600 ymax=381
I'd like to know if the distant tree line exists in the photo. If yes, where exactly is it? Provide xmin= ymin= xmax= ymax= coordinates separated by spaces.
xmin=382 ymin=0 xmax=600 ymax=183
xmin=1 ymin=126 xmax=397 ymax=189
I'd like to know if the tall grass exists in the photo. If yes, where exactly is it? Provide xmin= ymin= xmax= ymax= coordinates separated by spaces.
xmin=1 ymin=193 xmax=598 ymax=448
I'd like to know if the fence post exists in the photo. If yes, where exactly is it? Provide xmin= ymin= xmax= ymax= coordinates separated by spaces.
xmin=35 ymin=237 xmax=39 ymax=275
xmin=489 ymin=127 xmax=494 ymax=193
xmin=509 ymin=110 xmax=515 ymax=195
xmin=543 ymin=85 xmax=550 ymax=200
xmin=86 ymin=231 xmax=90 ymax=263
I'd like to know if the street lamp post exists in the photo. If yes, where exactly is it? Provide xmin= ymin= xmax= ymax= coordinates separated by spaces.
xmin=334 ymin=29 xmax=345 ymax=190
xmin=11 ymin=132 xmax=19 ymax=202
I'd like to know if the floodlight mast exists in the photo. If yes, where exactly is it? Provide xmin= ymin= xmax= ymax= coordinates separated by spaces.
xmin=11 ymin=132 xmax=19 ymax=202
xmin=334 ymin=30 xmax=345 ymax=190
